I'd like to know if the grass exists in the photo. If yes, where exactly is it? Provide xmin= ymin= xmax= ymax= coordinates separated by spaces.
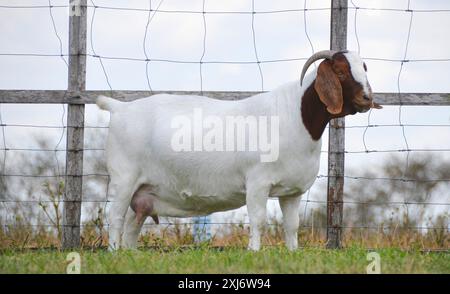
xmin=1 ymin=220 xmax=448 ymax=274
xmin=1 ymin=246 xmax=449 ymax=274
xmin=1 ymin=202 xmax=448 ymax=274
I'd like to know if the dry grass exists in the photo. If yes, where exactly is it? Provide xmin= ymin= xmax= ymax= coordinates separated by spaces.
xmin=1 ymin=218 xmax=448 ymax=251
xmin=1 ymin=211 xmax=448 ymax=274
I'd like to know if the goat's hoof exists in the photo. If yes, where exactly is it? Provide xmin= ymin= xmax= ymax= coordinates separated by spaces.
xmin=247 ymin=244 xmax=261 ymax=251
xmin=120 ymin=244 xmax=139 ymax=251
xmin=107 ymin=243 xmax=120 ymax=252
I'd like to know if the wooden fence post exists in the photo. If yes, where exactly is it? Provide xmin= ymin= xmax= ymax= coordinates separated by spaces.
xmin=62 ymin=0 xmax=87 ymax=249
xmin=326 ymin=0 xmax=348 ymax=249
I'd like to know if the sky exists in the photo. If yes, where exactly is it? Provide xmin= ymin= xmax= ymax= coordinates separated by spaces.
xmin=0 ymin=0 xmax=449 ymax=227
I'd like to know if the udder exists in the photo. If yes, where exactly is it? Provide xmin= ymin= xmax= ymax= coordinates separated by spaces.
xmin=130 ymin=184 xmax=159 ymax=224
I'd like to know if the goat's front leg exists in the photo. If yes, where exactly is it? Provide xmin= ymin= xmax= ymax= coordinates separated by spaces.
xmin=246 ymin=182 xmax=269 ymax=251
xmin=279 ymin=195 xmax=301 ymax=250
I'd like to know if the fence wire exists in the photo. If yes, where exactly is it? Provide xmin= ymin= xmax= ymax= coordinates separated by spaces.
xmin=0 ymin=1 xmax=448 ymax=249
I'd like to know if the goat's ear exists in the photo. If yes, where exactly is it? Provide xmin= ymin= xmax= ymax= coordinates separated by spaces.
xmin=314 ymin=60 xmax=343 ymax=115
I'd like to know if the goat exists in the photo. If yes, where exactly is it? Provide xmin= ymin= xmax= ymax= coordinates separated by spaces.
xmin=96 ymin=50 xmax=382 ymax=251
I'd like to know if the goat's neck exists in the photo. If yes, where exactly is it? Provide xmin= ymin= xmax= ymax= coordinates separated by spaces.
xmin=300 ymin=83 xmax=332 ymax=141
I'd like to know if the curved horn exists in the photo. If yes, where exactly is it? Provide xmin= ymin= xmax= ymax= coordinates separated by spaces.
xmin=300 ymin=50 xmax=338 ymax=86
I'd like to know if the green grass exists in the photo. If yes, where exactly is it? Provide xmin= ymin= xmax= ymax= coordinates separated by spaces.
xmin=1 ymin=247 xmax=449 ymax=274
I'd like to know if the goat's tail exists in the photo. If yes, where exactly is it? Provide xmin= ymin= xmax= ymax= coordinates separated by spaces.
xmin=96 ymin=95 xmax=123 ymax=112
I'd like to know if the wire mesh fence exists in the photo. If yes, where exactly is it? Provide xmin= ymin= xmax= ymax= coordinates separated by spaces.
xmin=0 ymin=0 xmax=449 ymax=251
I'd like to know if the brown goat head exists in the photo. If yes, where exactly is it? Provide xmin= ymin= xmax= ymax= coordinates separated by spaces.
xmin=301 ymin=50 xmax=382 ymax=117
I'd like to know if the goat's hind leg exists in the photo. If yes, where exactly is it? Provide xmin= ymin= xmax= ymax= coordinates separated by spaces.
xmin=107 ymin=176 xmax=137 ymax=251
xmin=121 ymin=207 xmax=145 ymax=249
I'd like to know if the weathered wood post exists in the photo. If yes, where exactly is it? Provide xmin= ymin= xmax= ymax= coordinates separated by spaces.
xmin=326 ymin=0 xmax=347 ymax=249
xmin=62 ymin=0 xmax=87 ymax=249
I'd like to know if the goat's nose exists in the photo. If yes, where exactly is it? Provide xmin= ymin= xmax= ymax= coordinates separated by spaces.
xmin=363 ymin=94 xmax=370 ymax=101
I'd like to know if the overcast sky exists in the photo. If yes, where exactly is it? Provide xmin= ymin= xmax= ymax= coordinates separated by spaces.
xmin=0 ymin=0 xmax=449 ymax=224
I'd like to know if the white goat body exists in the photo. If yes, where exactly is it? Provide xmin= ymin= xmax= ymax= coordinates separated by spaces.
xmin=97 ymin=51 xmax=376 ymax=251
xmin=98 ymin=74 xmax=320 ymax=250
